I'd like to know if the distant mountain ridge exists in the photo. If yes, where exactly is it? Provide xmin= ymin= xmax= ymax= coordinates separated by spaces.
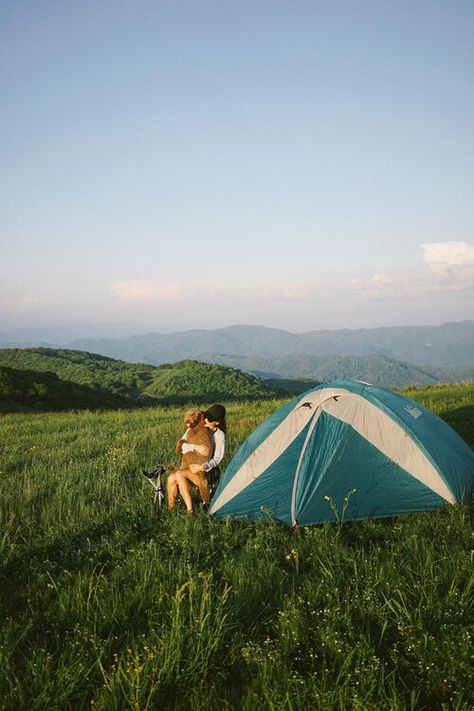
xmin=1 ymin=321 xmax=473 ymax=394
xmin=67 ymin=321 xmax=474 ymax=370
xmin=212 ymin=353 xmax=474 ymax=388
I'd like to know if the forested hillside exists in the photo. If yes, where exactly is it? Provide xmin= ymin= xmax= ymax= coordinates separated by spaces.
xmin=1 ymin=346 xmax=471 ymax=414
xmin=144 ymin=359 xmax=284 ymax=404
xmin=0 ymin=348 xmax=154 ymax=398
xmin=0 ymin=348 xmax=282 ymax=412
xmin=0 ymin=365 xmax=132 ymax=412
xmin=215 ymin=353 xmax=474 ymax=388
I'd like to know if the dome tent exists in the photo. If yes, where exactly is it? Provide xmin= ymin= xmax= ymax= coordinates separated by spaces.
xmin=209 ymin=381 xmax=474 ymax=525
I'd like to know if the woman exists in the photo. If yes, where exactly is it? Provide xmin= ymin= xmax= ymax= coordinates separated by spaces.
xmin=167 ymin=404 xmax=226 ymax=515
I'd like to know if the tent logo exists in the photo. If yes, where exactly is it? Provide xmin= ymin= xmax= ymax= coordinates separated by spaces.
xmin=404 ymin=405 xmax=422 ymax=419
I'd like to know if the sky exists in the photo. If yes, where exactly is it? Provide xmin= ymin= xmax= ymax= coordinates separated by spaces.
xmin=1 ymin=0 xmax=473 ymax=334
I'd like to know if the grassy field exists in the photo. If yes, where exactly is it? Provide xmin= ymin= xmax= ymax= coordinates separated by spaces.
xmin=0 ymin=385 xmax=473 ymax=710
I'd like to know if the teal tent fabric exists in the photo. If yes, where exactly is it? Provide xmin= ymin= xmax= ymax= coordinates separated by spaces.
xmin=209 ymin=381 xmax=474 ymax=525
xmin=215 ymin=422 xmax=312 ymax=524
xmin=295 ymin=413 xmax=447 ymax=525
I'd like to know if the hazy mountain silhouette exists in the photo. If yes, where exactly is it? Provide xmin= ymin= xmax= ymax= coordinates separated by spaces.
xmin=66 ymin=321 xmax=474 ymax=370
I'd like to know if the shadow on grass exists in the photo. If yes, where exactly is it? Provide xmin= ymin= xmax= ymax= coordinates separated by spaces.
xmin=439 ymin=403 xmax=474 ymax=447
xmin=0 ymin=508 xmax=157 ymax=616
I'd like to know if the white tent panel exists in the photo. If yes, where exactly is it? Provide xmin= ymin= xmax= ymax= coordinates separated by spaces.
xmin=211 ymin=389 xmax=349 ymax=513
xmin=322 ymin=394 xmax=455 ymax=503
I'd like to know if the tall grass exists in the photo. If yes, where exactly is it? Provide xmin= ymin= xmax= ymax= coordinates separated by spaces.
xmin=0 ymin=387 xmax=473 ymax=710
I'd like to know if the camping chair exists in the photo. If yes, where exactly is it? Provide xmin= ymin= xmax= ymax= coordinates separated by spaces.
xmin=140 ymin=464 xmax=166 ymax=507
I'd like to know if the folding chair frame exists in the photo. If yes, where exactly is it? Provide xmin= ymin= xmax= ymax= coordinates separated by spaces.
xmin=141 ymin=468 xmax=165 ymax=508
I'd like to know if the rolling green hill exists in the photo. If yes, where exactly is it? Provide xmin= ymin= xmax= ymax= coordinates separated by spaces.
xmin=0 ymin=365 xmax=132 ymax=412
xmin=144 ymin=359 xmax=285 ymax=404
xmin=0 ymin=347 xmax=155 ymax=398
xmin=214 ymin=352 xmax=474 ymax=388
xmin=263 ymin=377 xmax=322 ymax=395
xmin=0 ymin=348 xmax=282 ymax=412
xmin=2 ymin=347 xmax=471 ymax=414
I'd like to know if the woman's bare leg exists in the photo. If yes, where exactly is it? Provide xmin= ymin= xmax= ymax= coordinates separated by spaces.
xmin=175 ymin=468 xmax=205 ymax=512
xmin=166 ymin=472 xmax=179 ymax=511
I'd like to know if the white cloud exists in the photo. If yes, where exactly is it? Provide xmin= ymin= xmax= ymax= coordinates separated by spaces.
xmin=21 ymin=295 xmax=52 ymax=305
xmin=282 ymin=285 xmax=309 ymax=300
xmin=421 ymin=241 xmax=474 ymax=278
xmin=348 ymin=272 xmax=397 ymax=298
xmin=110 ymin=279 xmax=187 ymax=305
xmin=347 ymin=244 xmax=474 ymax=304
xmin=371 ymin=272 xmax=395 ymax=285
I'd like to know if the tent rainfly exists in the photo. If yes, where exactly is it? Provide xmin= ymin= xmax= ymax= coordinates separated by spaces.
xmin=209 ymin=380 xmax=474 ymax=525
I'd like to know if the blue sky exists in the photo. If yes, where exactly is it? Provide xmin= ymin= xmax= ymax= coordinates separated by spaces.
xmin=1 ymin=0 xmax=473 ymax=333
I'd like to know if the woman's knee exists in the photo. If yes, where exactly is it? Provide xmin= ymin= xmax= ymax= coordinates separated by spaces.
xmin=175 ymin=471 xmax=192 ymax=494
xmin=175 ymin=469 xmax=187 ymax=484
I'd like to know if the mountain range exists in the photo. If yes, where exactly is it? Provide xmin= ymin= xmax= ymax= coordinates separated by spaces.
xmin=1 ymin=321 xmax=473 ymax=389
xmin=64 ymin=321 xmax=474 ymax=369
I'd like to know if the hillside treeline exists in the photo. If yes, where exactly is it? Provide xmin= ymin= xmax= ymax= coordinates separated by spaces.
xmin=147 ymin=360 xmax=284 ymax=404
xmin=0 ymin=349 xmax=282 ymax=413
xmin=0 ymin=365 xmax=132 ymax=412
